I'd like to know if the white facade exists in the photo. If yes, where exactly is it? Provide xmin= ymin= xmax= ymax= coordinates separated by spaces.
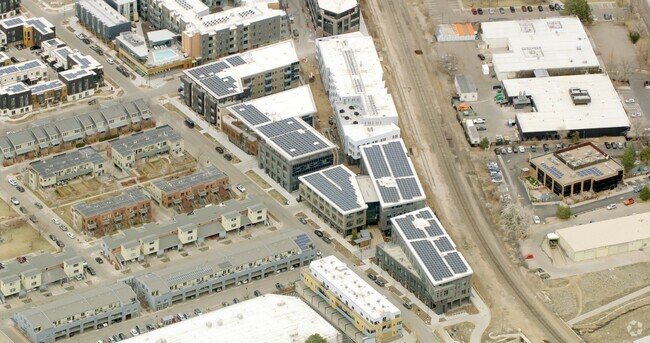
xmin=0 ymin=60 xmax=48 ymax=85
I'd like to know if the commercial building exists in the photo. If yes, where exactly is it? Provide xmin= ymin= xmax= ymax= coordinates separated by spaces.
xmin=0 ymin=0 xmax=20 ymax=20
xmin=115 ymin=31 xmax=192 ymax=76
xmin=57 ymin=68 xmax=97 ymax=101
xmin=0 ymin=251 xmax=85 ymax=303
xmin=105 ymin=0 xmax=138 ymax=21
xmin=131 ymin=230 xmax=317 ymax=310
xmin=100 ymin=199 xmax=267 ymax=269
xmin=0 ymin=16 xmax=55 ymax=47
xmin=435 ymin=23 xmax=477 ymax=42
xmin=0 ymin=59 xmax=48 ymax=85
xmin=306 ymin=0 xmax=359 ymax=37
xmin=376 ymin=207 xmax=473 ymax=314
xmin=302 ymin=256 xmax=402 ymax=341
xmin=528 ymin=142 xmax=624 ymax=199
xmin=454 ymin=74 xmax=477 ymax=102
xmin=107 ymin=125 xmax=184 ymax=170
xmin=125 ymin=294 xmax=342 ymax=343
xmin=299 ymin=165 xmax=367 ymax=236
xmin=147 ymin=165 xmax=229 ymax=208
xmin=27 ymin=147 xmax=105 ymax=190
xmin=181 ymin=40 xmax=300 ymax=125
xmin=481 ymin=17 xmax=601 ymax=80
xmin=556 ymin=212 xmax=650 ymax=261
xmin=71 ymin=188 xmax=152 ymax=235
xmin=0 ymin=99 xmax=152 ymax=164
xmin=504 ymin=74 xmax=630 ymax=139
xmin=360 ymin=139 xmax=426 ymax=232
xmin=316 ymin=32 xmax=400 ymax=163
xmin=12 ymin=283 xmax=140 ymax=343
xmin=75 ymin=0 xmax=132 ymax=41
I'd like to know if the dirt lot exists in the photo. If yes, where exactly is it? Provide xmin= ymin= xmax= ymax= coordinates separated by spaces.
xmin=445 ymin=322 xmax=475 ymax=343
xmin=0 ymin=199 xmax=17 ymax=221
xmin=39 ymin=178 xmax=119 ymax=207
xmin=0 ymin=221 xmax=55 ymax=261
xmin=135 ymin=155 xmax=197 ymax=181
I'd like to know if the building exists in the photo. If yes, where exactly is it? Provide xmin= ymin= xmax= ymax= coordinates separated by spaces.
xmin=12 ymin=283 xmax=140 ymax=343
xmin=0 ymin=51 xmax=10 ymax=65
xmin=71 ymin=188 xmax=152 ymax=235
xmin=0 ymin=0 xmax=20 ymax=20
xmin=147 ymin=165 xmax=229 ymax=208
xmin=0 ymin=59 xmax=48 ymax=85
xmin=105 ymin=0 xmax=138 ymax=21
xmin=435 ymin=23 xmax=477 ymax=42
xmin=130 ymin=230 xmax=317 ymax=310
xmin=0 ymin=99 xmax=152 ymax=164
xmin=481 ymin=17 xmax=601 ymax=80
xmin=107 ymin=125 xmax=184 ymax=170
xmin=360 ymin=139 xmax=426 ymax=233
xmin=138 ymin=0 xmax=208 ymax=33
xmin=528 ymin=142 xmax=624 ymax=199
xmin=556 ymin=212 xmax=650 ymax=261
xmin=299 ymin=165 xmax=367 ymax=236
xmin=57 ymin=68 xmax=97 ymax=101
xmin=306 ymin=0 xmax=359 ymax=37
xmin=75 ymin=0 xmax=132 ymax=41
xmin=0 ymin=16 xmax=55 ymax=47
xmin=39 ymin=38 xmax=66 ymax=58
xmin=316 ymin=32 xmax=400 ymax=163
xmin=454 ymin=74 xmax=477 ymax=102
xmin=0 ymin=251 xmax=85 ymax=303
xmin=376 ymin=207 xmax=473 ymax=314
xmin=125 ymin=294 xmax=341 ymax=343
xmin=503 ymin=74 xmax=630 ymax=140
xmin=115 ymin=31 xmax=192 ymax=76
xmin=100 ymin=199 xmax=267 ymax=269
xmin=463 ymin=119 xmax=480 ymax=147
xmin=302 ymin=256 xmax=402 ymax=341
xmin=181 ymin=40 xmax=300 ymax=125
xmin=29 ymin=79 xmax=67 ymax=107
xmin=0 ymin=82 xmax=32 ymax=116
xmin=27 ymin=147 xmax=105 ymax=190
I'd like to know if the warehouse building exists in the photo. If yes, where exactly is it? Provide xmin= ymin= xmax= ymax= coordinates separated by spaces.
xmin=181 ymin=40 xmax=300 ymax=126
xmin=299 ymin=165 xmax=368 ymax=236
xmin=481 ymin=17 xmax=601 ymax=80
xmin=0 ymin=0 xmax=20 ymax=20
xmin=302 ymin=256 xmax=402 ymax=341
xmin=27 ymin=147 xmax=105 ymax=190
xmin=556 ymin=212 xmax=650 ymax=261
xmin=316 ymin=32 xmax=400 ymax=163
xmin=0 ymin=16 xmax=55 ymax=47
xmin=529 ymin=142 xmax=624 ymax=199
xmin=306 ymin=0 xmax=359 ymax=37
xmin=75 ymin=0 xmax=132 ymax=41
xmin=131 ymin=230 xmax=317 ymax=310
xmin=454 ymin=74 xmax=477 ymax=102
xmin=376 ymin=207 xmax=473 ymax=314
xmin=71 ymin=188 xmax=152 ymax=235
xmin=504 ymin=74 xmax=630 ymax=140
xmin=435 ymin=23 xmax=477 ymax=42
xmin=147 ymin=165 xmax=229 ymax=208
xmin=12 ymin=283 xmax=140 ymax=343
xmin=0 ymin=59 xmax=48 ymax=85
xmin=107 ymin=125 xmax=184 ymax=170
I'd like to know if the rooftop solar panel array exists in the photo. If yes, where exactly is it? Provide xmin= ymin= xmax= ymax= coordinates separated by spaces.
xmin=231 ymin=103 xmax=270 ymax=126
xmin=0 ymin=60 xmax=44 ymax=77
xmin=576 ymin=166 xmax=604 ymax=177
xmin=377 ymin=183 xmax=400 ymax=203
xmin=394 ymin=216 xmax=426 ymax=240
xmin=444 ymin=252 xmax=468 ymax=274
xmin=424 ymin=218 xmax=443 ymax=237
xmin=411 ymin=240 xmax=453 ymax=282
xmin=258 ymin=119 xmax=331 ymax=158
xmin=434 ymin=236 xmax=454 ymax=252
xmin=303 ymin=167 xmax=363 ymax=212
xmin=396 ymin=177 xmax=422 ymax=200
xmin=293 ymin=233 xmax=311 ymax=250
xmin=540 ymin=162 xmax=564 ymax=179
xmin=364 ymin=145 xmax=390 ymax=178
xmin=226 ymin=55 xmax=246 ymax=66
xmin=383 ymin=141 xmax=413 ymax=177
xmin=30 ymin=80 xmax=63 ymax=93
xmin=186 ymin=61 xmax=230 ymax=79
xmin=417 ymin=210 xmax=433 ymax=219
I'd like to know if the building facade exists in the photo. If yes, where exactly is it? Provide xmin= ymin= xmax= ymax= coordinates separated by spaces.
xmin=71 ymin=188 xmax=152 ymax=235
xmin=0 ymin=59 xmax=48 ymax=85
xmin=27 ymin=147 xmax=105 ymax=190
xmin=107 ymin=125 xmax=184 ymax=170
xmin=0 ymin=0 xmax=20 ymax=20
xmin=306 ymin=0 xmax=359 ymax=37
xmin=75 ymin=0 xmax=132 ymax=41
xmin=147 ymin=165 xmax=229 ymax=209
xmin=58 ymin=68 xmax=97 ymax=101
xmin=0 ymin=16 xmax=55 ymax=47
xmin=105 ymin=0 xmax=138 ymax=21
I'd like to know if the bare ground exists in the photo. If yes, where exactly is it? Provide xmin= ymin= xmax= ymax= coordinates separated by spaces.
xmin=0 ymin=221 xmax=55 ymax=260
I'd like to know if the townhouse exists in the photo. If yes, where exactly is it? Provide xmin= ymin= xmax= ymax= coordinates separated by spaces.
xmin=107 ymin=125 xmax=184 ymax=171
xmin=147 ymin=165 xmax=229 ymax=209
xmin=27 ymin=147 xmax=105 ymax=190
xmin=71 ymin=188 xmax=152 ymax=236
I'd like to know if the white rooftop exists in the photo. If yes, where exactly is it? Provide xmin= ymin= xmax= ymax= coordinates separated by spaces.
xmin=124 ymin=295 xmax=341 ymax=343
xmin=147 ymin=29 xmax=175 ymax=44
xmin=228 ymin=85 xmax=316 ymax=124
xmin=317 ymin=0 xmax=358 ymax=13
xmin=556 ymin=212 xmax=650 ymax=253
xmin=186 ymin=4 xmax=285 ymax=35
xmin=151 ymin=0 xmax=208 ymax=20
xmin=505 ymin=74 xmax=631 ymax=133
xmin=482 ymin=17 xmax=600 ymax=76
xmin=309 ymin=256 xmax=400 ymax=322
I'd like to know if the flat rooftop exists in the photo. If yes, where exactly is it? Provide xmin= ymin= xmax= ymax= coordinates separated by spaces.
xmin=0 ymin=60 xmax=46 ymax=78
xmin=226 ymin=85 xmax=316 ymax=125
xmin=504 ymin=74 xmax=631 ymax=133
xmin=123 ymin=295 xmax=339 ymax=343
xmin=0 ymin=16 xmax=55 ymax=35
xmin=309 ymin=256 xmax=400 ymax=322
xmin=72 ymin=188 xmax=149 ymax=217
xmin=556 ymin=212 xmax=650 ymax=253
xmin=481 ymin=17 xmax=600 ymax=76
xmin=360 ymin=139 xmax=425 ymax=207
xmin=108 ymin=125 xmax=181 ymax=156
xmin=151 ymin=165 xmax=227 ymax=194
xmin=186 ymin=4 xmax=285 ymax=35
xmin=151 ymin=0 xmax=209 ymax=21
xmin=29 ymin=80 xmax=65 ymax=95
xmin=299 ymin=165 xmax=368 ymax=215
xmin=0 ymin=82 xmax=29 ymax=95
xmin=317 ymin=0 xmax=357 ymax=13
xmin=256 ymin=118 xmax=336 ymax=160
xmin=77 ymin=0 xmax=129 ymax=27
xmin=391 ymin=207 xmax=473 ymax=286
xmin=184 ymin=40 xmax=298 ymax=100
xmin=69 ymin=53 xmax=102 ymax=70
xmin=29 ymin=147 xmax=104 ymax=178
xmin=530 ymin=142 xmax=623 ymax=185
xmin=58 ymin=68 xmax=95 ymax=81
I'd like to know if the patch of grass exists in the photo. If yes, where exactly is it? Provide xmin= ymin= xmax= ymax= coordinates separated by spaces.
xmin=526 ymin=176 xmax=541 ymax=187
xmin=268 ymin=189 xmax=288 ymax=205
xmin=245 ymin=170 xmax=271 ymax=189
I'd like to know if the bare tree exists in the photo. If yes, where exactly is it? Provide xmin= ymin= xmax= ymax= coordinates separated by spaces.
xmin=500 ymin=203 xmax=533 ymax=239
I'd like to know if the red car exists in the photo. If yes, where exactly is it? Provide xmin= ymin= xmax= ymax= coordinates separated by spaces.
xmin=624 ymin=199 xmax=635 ymax=206
xmin=471 ymin=8 xmax=477 ymax=14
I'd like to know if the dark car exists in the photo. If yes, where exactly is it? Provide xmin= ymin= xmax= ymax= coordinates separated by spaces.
xmin=95 ymin=256 xmax=104 ymax=264
xmin=510 ymin=6 xmax=515 ymax=12
xmin=375 ymin=279 xmax=385 ymax=287
xmin=119 ymin=333 xmax=127 ymax=340
xmin=184 ymin=118 xmax=195 ymax=128
xmin=499 ymin=7 xmax=505 ymax=14
xmin=538 ymin=5 xmax=544 ymax=11
xmin=527 ymin=5 xmax=533 ymax=12
xmin=476 ymin=126 xmax=487 ymax=131
xmin=605 ymin=142 xmax=612 ymax=149
xmin=521 ymin=5 xmax=527 ymax=12
xmin=86 ymin=266 xmax=96 ymax=276
xmin=403 ymin=302 xmax=413 ymax=309
xmin=49 ymin=234 xmax=57 ymax=241
xmin=146 ymin=324 xmax=155 ymax=332
xmin=477 ymin=54 xmax=485 ymax=61
xmin=549 ymin=4 xmax=555 ymax=10
xmin=34 ymin=202 xmax=43 ymax=209
xmin=275 ymin=282 xmax=283 ymax=289
xmin=322 ymin=236 xmax=331 ymax=244
xmin=215 ymin=146 xmax=224 ymax=153
xmin=612 ymin=142 xmax=618 ymax=149
xmin=543 ymin=143 xmax=550 ymax=152
xmin=299 ymin=217 xmax=308 ymax=224
xmin=30 ymin=45 xmax=41 ymax=51
xmin=10 ymin=57 xmax=18 ymax=63
xmin=254 ymin=290 xmax=262 ymax=297
xmin=16 ymin=185 xmax=24 ymax=192
xmin=368 ymin=273 xmax=377 ymax=281
xmin=494 ymin=148 xmax=501 ymax=155
xmin=554 ymin=3 xmax=561 ymax=10
xmin=82 ymin=38 xmax=91 ymax=44
xmin=56 ymin=240 xmax=65 ymax=248
xmin=314 ymin=230 xmax=324 ymax=237
xmin=224 ymin=153 xmax=232 ymax=161
xmin=233 ymin=298 xmax=240 ymax=304
xmin=477 ymin=8 xmax=483 ymax=14
xmin=19 ymin=206 xmax=27 ymax=214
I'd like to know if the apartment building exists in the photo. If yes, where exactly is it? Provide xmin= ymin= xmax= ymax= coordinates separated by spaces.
xmin=100 ymin=199 xmax=268 ymax=269
xmin=71 ymin=188 xmax=152 ymax=236
xmin=376 ymin=207 xmax=473 ymax=314
xmin=105 ymin=0 xmax=138 ymax=21
xmin=0 ymin=0 xmax=20 ymax=20
xmin=107 ymin=125 xmax=184 ymax=171
xmin=181 ymin=40 xmax=300 ymax=125
xmin=0 ymin=82 xmax=31 ymax=116
xmin=0 ymin=16 xmax=55 ymax=47
xmin=0 ymin=59 xmax=48 ymax=85
xmin=29 ymin=79 xmax=66 ymax=107
xmin=12 ymin=283 xmax=140 ymax=343
xmin=75 ymin=0 xmax=132 ymax=41
xmin=0 ymin=251 xmax=85 ymax=304
xmin=57 ymin=68 xmax=97 ymax=101
xmin=302 ymin=256 xmax=402 ymax=341
xmin=130 ymin=230 xmax=316 ymax=310
xmin=147 ymin=165 xmax=229 ymax=209
xmin=306 ymin=0 xmax=359 ymax=37
xmin=27 ymin=147 xmax=105 ymax=190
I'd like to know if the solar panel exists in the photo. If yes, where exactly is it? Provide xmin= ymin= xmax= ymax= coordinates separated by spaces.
xmin=258 ymin=119 xmax=330 ymax=158
xmin=363 ymin=145 xmax=390 ymax=177
xmin=417 ymin=210 xmax=433 ymax=219
xmin=231 ymin=104 xmax=270 ymax=126
xmin=411 ymin=240 xmax=453 ymax=282
xmin=303 ymin=167 xmax=362 ymax=212
xmin=377 ymin=183 xmax=400 ymax=203
xmin=444 ymin=252 xmax=468 ymax=274
xmin=395 ymin=216 xmax=425 ymax=240
xmin=187 ymin=61 xmax=230 ymax=79
xmin=424 ymin=218 xmax=443 ymax=236
xmin=294 ymin=233 xmax=311 ymax=250
xmin=396 ymin=177 xmax=422 ymax=200
xmin=383 ymin=141 xmax=413 ymax=177
xmin=434 ymin=236 xmax=454 ymax=252
xmin=227 ymin=56 xmax=246 ymax=66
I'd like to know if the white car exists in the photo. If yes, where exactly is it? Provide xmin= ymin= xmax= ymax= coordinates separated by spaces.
xmin=7 ymin=178 xmax=17 ymax=186
xmin=473 ymin=118 xmax=486 ymax=124
xmin=130 ymin=328 xmax=139 ymax=336
xmin=506 ymin=147 xmax=513 ymax=154
xmin=606 ymin=203 xmax=617 ymax=210
xmin=52 ymin=218 xmax=61 ymax=225
xmin=631 ymin=112 xmax=642 ymax=118
xmin=533 ymin=215 xmax=541 ymax=224
xmin=10 ymin=197 xmax=19 ymax=206
xmin=236 ymin=184 xmax=246 ymax=192
xmin=488 ymin=8 xmax=495 ymax=14
xmin=624 ymin=98 xmax=635 ymax=103
xmin=67 ymin=232 xmax=76 ymax=239
xmin=518 ymin=146 xmax=525 ymax=153
xmin=106 ymin=58 xmax=114 ymax=65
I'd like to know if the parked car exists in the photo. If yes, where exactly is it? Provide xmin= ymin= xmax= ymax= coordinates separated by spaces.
xmin=29 ymin=214 xmax=38 ymax=223
xmin=542 ymin=143 xmax=549 ymax=152
xmin=322 ymin=236 xmax=331 ymax=244
xmin=549 ymin=4 xmax=555 ymax=10
xmin=236 ymin=184 xmax=246 ymax=192
xmin=403 ymin=302 xmax=413 ymax=309
xmin=624 ymin=98 xmax=635 ymax=103
xmin=34 ymin=202 xmax=43 ymax=209
xmin=368 ymin=273 xmax=377 ymax=281
xmin=119 ymin=333 xmax=127 ymax=340
xmin=106 ymin=58 xmax=114 ymax=65
xmin=52 ymin=218 xmax=61 ymax=225
xmin=533 ymin=216 xmax=541 ymax=224
xmin=494 ymin=148 xmax=501 ymax=155
xmin=473 ymin=118 xmax=486 ymax=124
xmin=19 ymin=206 xmax=27 ymax=214
xmin=10 ymin=197 xmax=19 ymax=206
xmin=95 ymin=256 xmax=104 ymax=264
xmin=49 ymin=234 xmax=57 ymax=241
xmin=518 ymin=146 xmax=525 ymax=153
xmin=618 ymin=142 xmax=624 ymax=149
xmin=521 ymin=5 xmax=527 ymax=12
xmin=499 ymin=7 xmax=505 ymax=14
xmin=606 ymin=203 xmax=617 ymax=210
xmin=611 ymin=142 xmax=618 ymax=149
xmin=59 ymin=224 xmax=68 ymax=231
xmin=531 ymin=145 xmax=537 ymax=152
xmin=314 ymin=230 xmax=324 ymax=237
xmin=488 ymin=8 xmax=495 ymax=14
xmin=476 ymin=126 xmax=487 ymax=131
xmin=67 ymin=232 xmax=76 ymax=239
xmin=146 ymin=324 xmax=155 ymax=332
xmin=506 ymin=147 xmax=513 ymax=154
xmin=185 ymin=118 xmax=195 ymax=128
xmin=477 ymin=54 xmax=485 ymax=61
xmin=56 ymin=240 xmax=65 ymax=248
xmin=7 ymin=178 xmax=17 ymax=186
xmin=624 ymin=198 xmax=635 ymax=206
xmin=299 ymin=217 xmax=308 ymax=224
xmin=604 ymin=142 xmax=611 ymax=149
xmin=471 ymin=8 xmax=477 ymax=14
xmin=82 ymin=38 xmax=91 ymax=44
xmin=215 ymin=146 xmax=224 ymax=153
xmin=510 ymin=5 xmax=516 ymax=12
xmin=375 ymin=279 xmax=385 ymax=287
xmin=538 ymin=5 xmax=544 ymax=11
xmin=233 ymin=298 xmax=240 ymax=304
xmin=527 ymin=5 xmax=533 ymax=12
xmin=254 ymin=290 xmax=262 ymax=297
xmin=477 ymin=8 xmax=483 ymax=14
xmin=275 ymin=282 xmax=283 ymax=289
xmin=224 ymin=153 xmax=233 ymax=161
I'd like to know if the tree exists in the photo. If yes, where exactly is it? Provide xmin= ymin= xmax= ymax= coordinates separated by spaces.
xmin=621 ymin=146 xmax=637 ymax=172
xmin=305 ymin=334 xmax=327 ymax=343
xmin=640 ymin=147 xmax=650 ymax=165
xmin=556 ymin=205 xmax=572 ymax=220
xmin=562 ymin=0 xmax=593 ymax=23
xmin=641 ymin=186 xmax=650 ymax=201
xmin=570 ymin=131 xmax=580 ymax=144
xmin=500 ymin=203 xmax=533 ymax=239
xmin=479 ymin=137 xmax=490 ymax=149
